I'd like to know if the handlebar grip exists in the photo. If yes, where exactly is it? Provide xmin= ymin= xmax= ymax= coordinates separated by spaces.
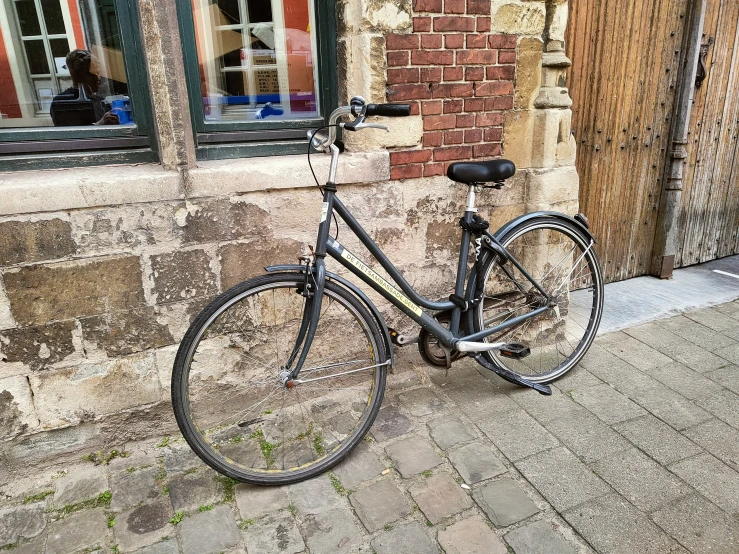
xmin=365 ymin=104 xmax=412 ymax=117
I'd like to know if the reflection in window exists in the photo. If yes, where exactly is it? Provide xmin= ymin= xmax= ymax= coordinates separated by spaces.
xmin=0 ymin=0 xmax=133 ymax=128
xmin=192 ymin=0 xmax=320 ymax=122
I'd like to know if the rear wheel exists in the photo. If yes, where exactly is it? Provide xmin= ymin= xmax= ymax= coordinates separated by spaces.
xmin=473 ymin=218 xmax=603 ymax=383
xmin=172 ymin=273 xmax=388 ymax=485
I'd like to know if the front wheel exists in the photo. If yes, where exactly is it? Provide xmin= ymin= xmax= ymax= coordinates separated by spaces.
xmin=473 ymin=218 xmax=604 ymax=383
xmin=172 ymin=273 xmax=388 ymax=485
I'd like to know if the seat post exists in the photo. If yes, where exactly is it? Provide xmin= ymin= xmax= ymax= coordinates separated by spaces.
xmin=466 ymin=184 xmax=479 ymax=213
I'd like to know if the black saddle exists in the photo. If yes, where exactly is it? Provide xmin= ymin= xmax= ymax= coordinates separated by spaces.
xmin=447 ymin=160 xmax=516 ymax=184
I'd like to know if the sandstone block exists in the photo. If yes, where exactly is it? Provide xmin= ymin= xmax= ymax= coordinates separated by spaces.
xmin=114 ymin=498 xmax=173 ymax=552
xmin=81 ymin=307 xmax=174 ymax=357
xmin=150 ymin=249 xmax=217 ymax=304
xmin=491 ymin=1 xmax=546 ymax=35
xmin=439 ymin=516 xmax=508 ymax=554
xmin=0 ymin=284 xmax=15 ymax=331
xmin=52 ymin=465 xmax=108 ymax=508
xmin=0 ymin=503 xmax=46 ymax=548
xmin=179 ymin=198 xmax=270 ymax=244
xmin=242 ymin=510 xmax=304 ymax=554
xmin=45 ymin=508 xmax=107 ymax=554
xmin=0 ymin=320 xmax=76 ymax=371
xmin=0 ymin=218 xmax=75 ymax=266
xmin=0 ymin=376 xmax=39 ymax=437
xmin=218 ymin=238 xmax=304 ymax=290
xmin=5 ymin=423 xmax=102 ymax=465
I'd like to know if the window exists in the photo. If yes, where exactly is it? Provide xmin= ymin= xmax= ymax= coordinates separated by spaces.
xmin=178 ymin=0 xmax=337 ymax=159
xmin=0 ymin=0 xmax=156 ymax=169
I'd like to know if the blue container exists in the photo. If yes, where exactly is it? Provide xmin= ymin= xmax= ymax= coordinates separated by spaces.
xmin=111 ymin=98 xmax=133 ymax=124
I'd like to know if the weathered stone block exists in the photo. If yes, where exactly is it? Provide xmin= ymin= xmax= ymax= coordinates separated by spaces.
xmin=427 ymin=414 xmax=478 ymax=450
xmin=447 ymin=442 xmax=507 ymax=484
xmin=81 ymin=307 xmax=174 ymax=357
xmin=242 ymin=510 xmax=304 ymax=554
xmin=0 ymin=321 xmax=76 ymax=371
xmin=218 ymin=238 xmax=304 ymax=290
xmin=349 ymin=479 xmax=411 ymax=532
xmin=235 ymin=483 xmax=289 ymax=520
xmin=0 ymin=218 xmax=75 ymax=266
xmin=287 ymin=475 xmax=338 ymax=516
xmin=473 ymin=478 xmax=539 ymax=527
xmin=515 ymin=38 xmax=543 ymax=110
xmin=490 ymin=1 xmax=546 ymax=35
xmin=52 ymin=465 xmax=108 ymax=508
xmin=332 ymin=442 xmax=386 ymax=488
xmin=110 ymin=466 xmax=162 ymax=511
xmin=0 ymin=503 xmax=46 ymax=548
xmin=179 ymin=198 xmax=270 ymax=244
xmin=3 ymin=256 xmax=145 ymax=325
xmin=409 ymin=472 xmax=473 ymax=524
xmin=29 ymin=353 xmax=161 ymax=427
xmin=5 ymin=423 xmax=102 ymax=465
xmin=150 ymin=249 xmax=217 ymax=304
xmin=385 ymin=435 xmax=442 ymax=478
xmin=45 ymin=508 xmax=107 ymax=554
xmin=439 ymin=517 xmax=508 ymax=554
xmin=167 ymin=471 xmax=222 ymax=513
xmin=371 ymin=521 xmax=439 ymax=554
xmin=0 ymin=375 xmax=39 ymax=437
xmin=0 ymin=284 xmax=15 ymax=331
xmin=370 ymin=404 xmax=413 ymax=442
xmin=114 ymin=498 xmax=174 ymax=552
xmin=302 ymin=507 xmax=364 ymax=554
xmin=504 ymin=520 xmax=578 ymax=554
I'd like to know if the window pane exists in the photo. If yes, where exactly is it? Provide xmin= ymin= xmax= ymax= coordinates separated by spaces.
xmin=192 ymin=0 xmax=320 ymax=123
xmin=1 ymin=0 xmax=138 ymax=128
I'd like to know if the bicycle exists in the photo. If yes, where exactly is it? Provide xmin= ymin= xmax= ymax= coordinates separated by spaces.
xmin=171 ymin=97 xmax=604 ymax=485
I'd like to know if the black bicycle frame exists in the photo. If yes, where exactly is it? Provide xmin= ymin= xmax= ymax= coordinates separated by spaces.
xmin=287 ymin=185 xmax=551 ymax=379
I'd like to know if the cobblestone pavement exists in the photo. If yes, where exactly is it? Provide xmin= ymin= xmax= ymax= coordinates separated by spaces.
xmin=2 ymin=302 xmax=739 ymax=554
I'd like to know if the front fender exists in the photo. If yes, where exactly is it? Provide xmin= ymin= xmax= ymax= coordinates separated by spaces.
xmin=265 ymin=264 xmax=395 ymax=370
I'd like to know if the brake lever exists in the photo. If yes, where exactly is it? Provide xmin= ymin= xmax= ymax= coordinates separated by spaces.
xmin=342 ymin=122 xmax=390 ymax=133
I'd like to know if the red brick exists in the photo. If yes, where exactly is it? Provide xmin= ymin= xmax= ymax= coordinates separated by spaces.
xmin=422 ymin=100 xmax=443 ymax=115
xmin=391 ymin=149 xmax=433 ymax=165
xmin=432 ymin=82 xmax=474 ymax=98
xmin=477 ymin=16 xmax=491 ymax=32
xmin=486 ymin=65 xmax=516 ymax=80
xmin=421 ymin=34 xmax=443 ymax=49
xmin=456 ymin=113 xmax=475 ymax=127
xmin=443 ymin=99 xmax=464 ymax=113
xmin=413 ymin=0 xmax=443 ymax=12
xmin=443 ymin=66 xmax=464 ymax=81
xmin=475 ymin=80 xmax=514 ymax=96
xmin=466 ymin=34 xmax=487 ymax=49
xmin=490 ymin=95 xmax=514 ymax=110
xmin=499 ymin=50 xmax=517 ymax=64
xmin=424 ymin=163 xmax=446 ymax=177
xmin=387 ymin=51 xmax=410 ymax=66
xmin=412 ymin=50 xmax=455 ymax=65
xmin=420 ymin=67 xmax=443 ymax=82
xmin=489 ymin=35 xmax=518 ymax=49
xmin=387 ymin=34 xmax=420 ymax=50
xmin=444 ymin=34 xmax=464 ymax=49
xmin=465 ymin=67 xmax=485 ymax=81
xmin=423 ymin=131 xmax=443 ymax=147
xmin=409 ymin=102 xmax=421 ymax=115
xmin=476 ymin=112 xmax=504 ymax=126
xmin=457 ymin=50 xmax=498 ymax=65
xmin=464 ymin=128 xmax=483 ymax=143
xmin=484 ymin=127 xmax=503 ymax=141
xmin=444 ymin=130 xmax=464 ymax=144
xmin=473 ymin=143 xmax=501 ymax=158
xmin=388 ymin=67 xmax=420 ymax=85
xmin=391 ymin=164 xmax=423 ymax=180
xmin=434 ymin=16 xmax=476 ymax=32
xmin=388 ymin=83 xmax=433 ymax=101
xmin=414 ymin=17 xmax=432 ymax=32
xmin=434 ymin=145 xmax=473 ymax=161
xmin=444 ymin=0 xmax=465 ymax=14
xmin=464 ymin=98 xmax=485 ymax=111
xmin=467 ymin=0 xmax=490 ymax=14
xmin=424 ymin=114 xmax=457 ymax=130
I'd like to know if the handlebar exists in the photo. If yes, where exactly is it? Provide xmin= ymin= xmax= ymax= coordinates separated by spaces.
xmin=365 ymin=104 xmax=412 ymax=117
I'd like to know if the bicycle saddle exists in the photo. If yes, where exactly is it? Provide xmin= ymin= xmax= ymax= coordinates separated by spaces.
xmin=447 ymin=159 xmax=516 ymax=184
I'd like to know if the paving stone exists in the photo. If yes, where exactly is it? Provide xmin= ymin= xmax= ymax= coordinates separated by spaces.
xmin=162 ymin=445 xmax=202 ymax=474
xmin=651 ymin=494 xmax=739 ymax=554
xmin=547 ymin=410 xmax=631 ymax=464
xmin=386 ymin=370 xmax=422 ymax=391
xmin=114 ymin=498 xmax=173 ymax=552
xmin=477 ymin=409 xmax=560 ymax=462
xmin=53 ymin=465 xmax=108 ymax=508
xmin=504 ymin=519 xmax=578 ymax=554
xmin=447 ymin=442 xmax=506 ymax=484
xmin=597 ymin=332 xmax=675 ymax=372
xmin=670 ymin=453 xmax=739 ymax=514
xmin=515 ymin=447 xmax=610 ymax=511
xmin=553 ymin=367 xmax=604 ymax=392
xmin=7 ymin=535 xmax=48 ymax=554
xmin=509 ymin=387 xmax=586 ymax=424
xmin=409 ymin=472 xmax=473 ymax=524
xmin=301 ymin=507 xmax=363 ymax=554
xmin=46 ymin=508 xmax=107 ymax=554
xmin=370 ymin=521 xmax=439 ymax=554
xmin=696 ymin=389 xmax=739 ymax=430
xmin=286 ymin=475 xmax=337 ymax=516
xmin=385 ymin=435 xmax=442 ymax=478
xmin=397 ymin=387 xmax=447 ymax=417
xmin=243 ymin=511 xmax=305 ymax=554
xmin=349 ymin=479 xmax=411 ymax=533
xmin=704 ymin=364 xmax=739 ymax=394
xmin=644 ymin=362 xmax=723 ymax=401
xmin=444 ymin=379 xmax=519 ymax=418
xmin=438 ymin=516 xmax=508 ymax=554
xmin=563 ymin=494 xmax=681 ymax=554
xmin=614 ymin=415 xmax=702 ymax=465
xmin=332 ymin=442 xmax=386 ymax=489
xmin=178 ymin=505 xmax=239 ymax=554
xmin=590 ymin=448 xmax=690 ymax=512
xmin=110 ymin=466 xmax=161 ymax=511
xmin=235 ymin=484 xmax=289 ymax=520
xmin=657 ymin=316 xmax=736 ymax=351
xmin=132 ymin=539 xmax=179 ymax=554
xmin=634 ymin=389 xmax=713 ymax=431
xmin=0 ymin=503 xmax=46 ymax=548
xmin=472 ymin=478 xmax=539 ymax=527
xmin=571 ymin=383 xmax=647 ymax=424
xmin=167 ymin=471 xmax=222 ymax=513
xmin=683 ymin=418 xmax=739 ymax=471
xmin=427 ymin=414 xmax=478 ymax=450
xmin=684 ymin=307 xmax=739 ymax=332
xmin=370 ymin=405 xmax=413 ymax=442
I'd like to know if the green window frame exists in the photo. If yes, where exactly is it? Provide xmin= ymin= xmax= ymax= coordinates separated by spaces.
xmin=176 ymin=0 xmax=338 ymax=161
xmin=0 ymin=0 xmax=158 ymax=171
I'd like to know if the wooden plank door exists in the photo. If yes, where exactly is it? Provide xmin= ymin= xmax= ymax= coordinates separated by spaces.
xmin=677 ymin=0 xmax=739 ymax=267
xmin=566 ymin=0 xmax=689 ymax=282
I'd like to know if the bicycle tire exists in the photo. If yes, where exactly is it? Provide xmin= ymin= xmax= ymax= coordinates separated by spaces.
xmin=172 ymin=272 xmax=388 ymax=485
xmin=473 ymin=217 xmax=604 ymax=383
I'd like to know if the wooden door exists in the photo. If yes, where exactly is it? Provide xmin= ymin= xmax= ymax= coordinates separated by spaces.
xmin=677 ymin=1 xmax=739 ymax=267
xmin=567 ymin=0 xmax=689 ymax=282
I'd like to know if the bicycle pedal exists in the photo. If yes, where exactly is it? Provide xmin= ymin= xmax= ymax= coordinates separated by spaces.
xmin=499 ymin=342 xmax=531 ymax=359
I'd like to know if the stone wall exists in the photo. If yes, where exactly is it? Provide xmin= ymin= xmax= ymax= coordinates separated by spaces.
xmin=0 ymin=0 xmax=578 ymax=478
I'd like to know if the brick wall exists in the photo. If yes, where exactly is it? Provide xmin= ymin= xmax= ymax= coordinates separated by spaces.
xmin=385 ymin=2 xmax=517 ymax=180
